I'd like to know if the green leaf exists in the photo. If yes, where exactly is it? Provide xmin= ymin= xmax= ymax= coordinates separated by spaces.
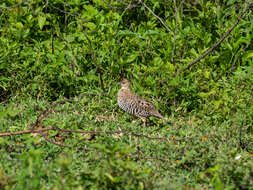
xmin=245 ymin=52 xmax=253 ymax=59
xmin=118 ymin=30 xmax=136 ymax=36
xmin=213 ymin=100 xmax=222 ymax=109
xmin=38 ymin=15 xmax=46 ymax=30
xmin=105 ymin=173 xmax=115 ymax=182
xmin=16 ymin=22 xmax=23 ymax=29
xmin=153 ymin=57 xmax=162 ymax=66
xmin=204 ymin=71 xmax=210 ymax=79
xmin=126 ymin=54 xmax=139 ymax=63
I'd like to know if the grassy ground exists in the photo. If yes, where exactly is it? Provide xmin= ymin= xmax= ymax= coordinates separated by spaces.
xmin=0 ymin=91 xmax=252 ymax=190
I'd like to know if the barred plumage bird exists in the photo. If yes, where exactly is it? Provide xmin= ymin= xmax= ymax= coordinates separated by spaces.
xmin=117 ymin=78 xmax=167 ymax=127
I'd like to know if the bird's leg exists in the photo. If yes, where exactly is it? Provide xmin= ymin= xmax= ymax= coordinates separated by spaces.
xmin=131 ymin=115 xmax=138 ymax=123
xmin=139 ymin=116 xmax=146 ymax=127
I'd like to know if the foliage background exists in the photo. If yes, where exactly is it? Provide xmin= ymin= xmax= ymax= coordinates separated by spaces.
xmin=0 ymin=0 xmax=252 ymax=189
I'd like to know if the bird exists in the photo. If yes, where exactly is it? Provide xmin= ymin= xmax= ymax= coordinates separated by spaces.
xmin=117 ymin=78 xmax=167 ymax=127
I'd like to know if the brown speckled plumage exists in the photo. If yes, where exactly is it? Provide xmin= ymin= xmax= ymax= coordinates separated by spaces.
xmin=117 ymin=79 xmax=167 ymax=126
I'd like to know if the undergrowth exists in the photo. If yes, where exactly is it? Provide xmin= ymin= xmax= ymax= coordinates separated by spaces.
xmin=0 ymin=0 xmax=252 ymax=189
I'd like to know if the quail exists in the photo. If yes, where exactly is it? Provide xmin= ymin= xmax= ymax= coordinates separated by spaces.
xmin=117 ymin=78 xmax=167 ymax=127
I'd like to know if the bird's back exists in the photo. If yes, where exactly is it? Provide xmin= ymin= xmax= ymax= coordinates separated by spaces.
xmin=117 ymin=88 xmax=159 ymax=117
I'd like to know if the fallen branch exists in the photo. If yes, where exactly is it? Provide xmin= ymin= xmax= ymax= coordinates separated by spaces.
xmin=0 ymin=126 xmax=171 ymax=142
xmin=39 ymin=131 xmax=72 ymax=148
xmin=0 ymin=126 xmax=175 ymax=163
xmin=0 ymin=127 xmax=54 ymax=137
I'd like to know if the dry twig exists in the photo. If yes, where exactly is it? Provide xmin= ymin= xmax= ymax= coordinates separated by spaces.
xmin=0 ymin=126 xmax=171 ymax=142
xmin=171 ymin=0 xmax=178 ymax=63
xmin=39 ymin=131 xmax=71 ymax=148
xmin=31 ymin=99 xmax=72 ymax=130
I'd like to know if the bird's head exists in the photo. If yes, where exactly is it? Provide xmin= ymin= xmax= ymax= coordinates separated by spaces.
xmin=119 ymin=78 xmax=131 ymax=89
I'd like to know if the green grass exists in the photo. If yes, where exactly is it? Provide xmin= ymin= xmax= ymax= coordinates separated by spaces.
xmin=0 ymin=92 xmax=252 ymax=190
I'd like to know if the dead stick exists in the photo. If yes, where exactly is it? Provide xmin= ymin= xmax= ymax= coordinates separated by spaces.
xmin=0 ymin=127 xmax=170 ymax=141
xmin=0 ymin=127 xmax=54 ymax=137
xmin=39 ymin=131 xmax=72 ymax=148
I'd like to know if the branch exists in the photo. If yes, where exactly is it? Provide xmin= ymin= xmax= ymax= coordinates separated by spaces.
xmin=229 ymin=43 xmax=250 ymax=73
xmin=0 ymin=127 xmax=54 ymax=137
xmin=0 ymin=0 xmax=29 ymax=12
xmin=56 ymin=128 xmax=171 ymax=141
xmin=0 ymin=127 xmax=175 ymax=162
xmin=39 ymin=131 xmax=71 ymax=148
xmin=0 ymin=126 xmax=171 ymax=142
xmin=50 ymin=4 xmax=104 ymax=90
xmin=50 ymin=4 xmax=88 ymax=23
xmin=81 ymin=27 xmax=105 ymax=90
xmin=175 ymin=2 xmax=253 ymax=76
xmin=32 ymin=99 xmax=72 ymax=130
xmin=140 ymin=0 xmax=172 ymax=33
xmin=171 ymin=0 xmax=178 ymax=63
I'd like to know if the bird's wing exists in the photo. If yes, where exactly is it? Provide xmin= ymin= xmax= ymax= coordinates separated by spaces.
xmin=134 ymin=95 xmax=156 ymax=110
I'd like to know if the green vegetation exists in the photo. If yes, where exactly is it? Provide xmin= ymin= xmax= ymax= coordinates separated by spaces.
xmin=0 ymin=0 xmax=252 ymax=189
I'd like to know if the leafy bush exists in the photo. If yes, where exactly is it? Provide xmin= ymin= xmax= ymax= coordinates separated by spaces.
xmin=0 ymin=0 xmax=252 ymax=189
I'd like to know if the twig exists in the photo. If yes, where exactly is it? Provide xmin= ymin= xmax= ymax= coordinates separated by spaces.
xmin=31 ymin=99 xmax=72 ymax=130
xmin=0 ymin=0 xmax=29 ymax=12
xmin=171 ymin=0 xmax=178 ymax=63
xmin=50 ymin=11 xmax=54 ymax=54
xmin=59 ymin=127 xmax=171 ymax=141
xmin=140 ymin=0 xmax=172 ymax=33
xmin=50 ymin=4 xmax=88 ymax=23
xmin=0 ymin=126 xmax=175 ymax=163
xmin=78 ymin=147 xmax=96 ymax=151
xmin=0 ymin=126 xmax=171 ymax=142
xmin=56 ymin=127 xmax=171 ymax=141
xmin=50 ymin=4 xmax=104 ymax=90
xmin=125 ymin=0 xmax=141 ymax=10
xmin=239 ymin=124 xmax=244 ymax=149
xmin=64 ymin=0 xmax=67 ymax=31
xmin=174 ymin=2 xmax=253 ymax=76
xmin=0 ymin=127 xmax=54 ymax=137
xmin=54 ymin=4 xmax=104 ymax=90
xmin=81 ymin=26 xmax=105 ymax=90
xmin=229 ymin=43 xmax=250 ymax=73
xmin=104 ymin=0 xmax=141 ymax=10
xmin=39 ymin=131 xmax=71 ymax=148
xmin=101 ymin=0 xmax=119 ymax=9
